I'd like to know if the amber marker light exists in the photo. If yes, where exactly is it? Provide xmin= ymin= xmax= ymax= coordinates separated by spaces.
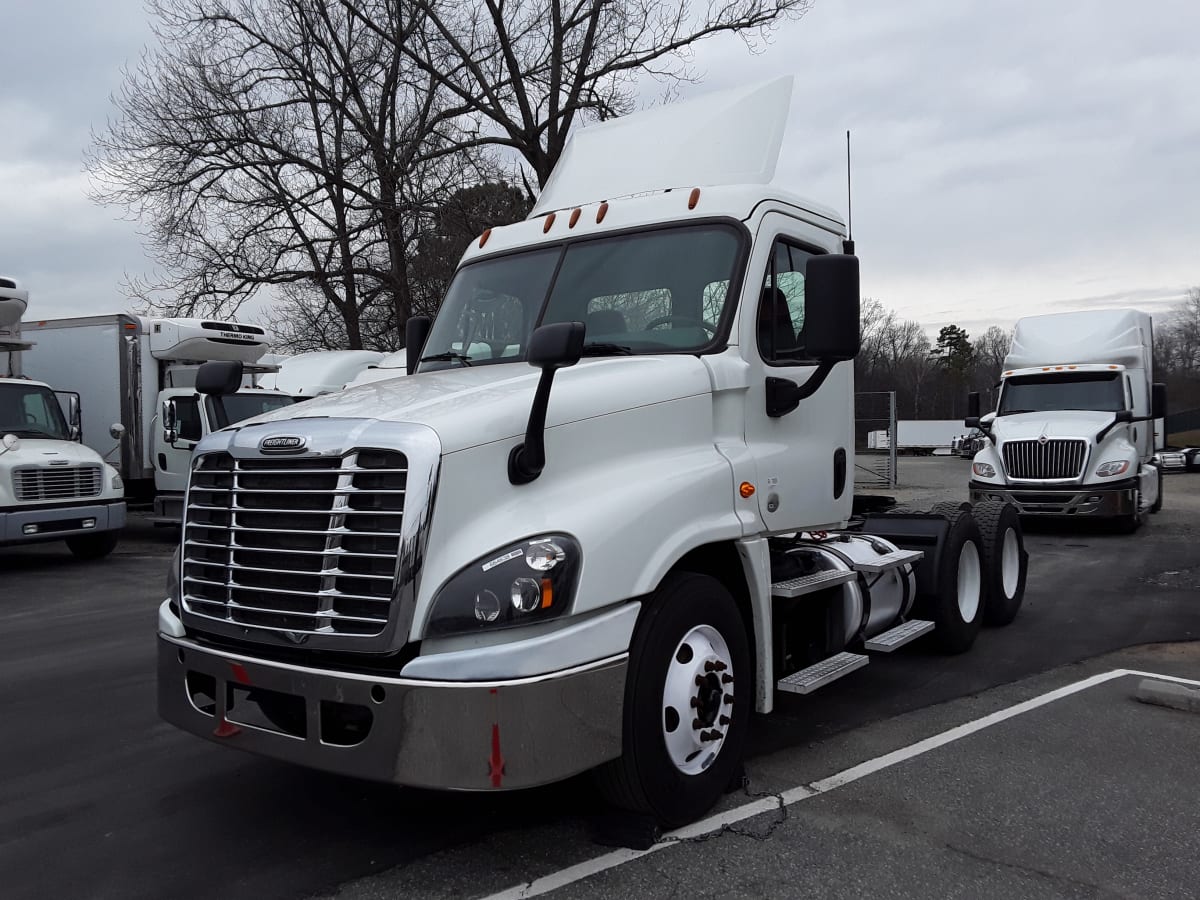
xmin=541 ymin=579 xmax=553 ymax=609
xmin=688 ymin=187 xmax=701 ymax=209
xmin=543 ymin=212 xmax=556 ymax=233
xmin=739 ymin=482 xmax=756 ymax=498
xmin=596 ymin=202 xmax=609 ymax=223
xmin=569 ymin=208 xmax=581 ymax=228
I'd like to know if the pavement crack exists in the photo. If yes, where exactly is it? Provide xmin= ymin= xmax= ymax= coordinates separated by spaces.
xmin=944 ymin=841 xmax=1111 ymax=893
xmin=660 ymin=776 xmax=790 ymax=847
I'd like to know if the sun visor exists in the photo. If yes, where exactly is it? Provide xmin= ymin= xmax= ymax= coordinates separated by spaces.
xmin=530 ymin=76 xmax=794 ymax=216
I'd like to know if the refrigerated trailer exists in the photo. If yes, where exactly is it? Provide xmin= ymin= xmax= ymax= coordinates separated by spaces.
xmin=158 ymin=78 xmax=1031 ymax=828
xmin=21 ymin=314 xmax=295 ymax=523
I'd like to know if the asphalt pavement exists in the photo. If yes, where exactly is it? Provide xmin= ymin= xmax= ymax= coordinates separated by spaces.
xmin=1 ymin=461 xmax=1197 ymax=900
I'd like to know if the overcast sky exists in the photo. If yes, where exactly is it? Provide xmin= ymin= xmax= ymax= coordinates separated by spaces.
xmin=2 ymin=0 xmax=1198 ymax=339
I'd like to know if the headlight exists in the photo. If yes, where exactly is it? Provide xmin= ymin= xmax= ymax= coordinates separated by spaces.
xmin=425 ymin=534 xmax=582 ymax=637
xmin=972 ymin=462 xmax=995 ymax=478
xmin=1096 ymin=460 xmax=1130 ymax=477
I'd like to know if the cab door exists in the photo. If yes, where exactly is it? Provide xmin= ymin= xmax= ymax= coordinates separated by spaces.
xmin=741 ymin=213 xmax=854 ymax=533
xmin=153 ymin=390 xmax=206 ymax=494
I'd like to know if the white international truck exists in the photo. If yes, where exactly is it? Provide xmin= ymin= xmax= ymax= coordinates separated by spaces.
xmin=157 ymin=79 xmax=1031 ymax=827
xmin=21 ymin=314 xmax=295 ymax=524
xmin=1 ymin=279 xmax=127 ymax=557
xmin=966 ymin=308 xmax=1165 ymax=531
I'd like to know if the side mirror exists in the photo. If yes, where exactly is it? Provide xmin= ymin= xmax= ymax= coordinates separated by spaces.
xmin=964 ymin=416 xmax=981 ymax=430
xmin=966 ymin=391 xmax=980 ymax=419
xmin=1115 ymin=409 xmax=1134 ymax=424
xmin=162 ymin=400 xmax=178 ymax=444
xmin=55 ymin=391 xmax=83 ymax=441
xmin=1152 ymin=382 xmax=1167 ymax=420
xmin=406 ymin=316 xmax=432 ymax=375
xmin=508 ymin=322 xmax=586 ymax=485
xmin=109 ymin=423 xmax=126 ymax=441
xmin=196 ymin=360 xmax=244 ymax=397
xmin=803 ymin=254 xmax=860 ymax=361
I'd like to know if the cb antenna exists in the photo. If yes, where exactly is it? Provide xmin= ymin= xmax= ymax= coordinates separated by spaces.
xmin=843 ymin=130 xmax=854 ymax=255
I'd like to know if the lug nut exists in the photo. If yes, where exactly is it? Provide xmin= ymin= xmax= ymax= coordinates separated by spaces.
xmin=721 ymin=674 xmax=734 ymax=684
xmin=723 ymin=693 xmax=734 ymax=705
xmin=719 ymin=715 xmax=731 ymax=726
xmin=695 ymin=675 xmax=706 ymax=687
xmin=701 ymin=729 xmax=724 ymax=742
xmin=692 ymin=718 xmax=703 ymax=730
xmin=704 ymin=661 xmax=717 ymax=672
xmin=690 ymin=697 xmax=700 ymax=708
xmin=714 ymin=662 xmax=727 ymax=672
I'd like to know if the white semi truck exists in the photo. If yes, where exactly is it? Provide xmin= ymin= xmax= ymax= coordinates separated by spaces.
xmin=261 ymin=350 xmax=387 ymax=397
xmin=967 ymin=308 xmax=1165 ymax=531
xmin=1 ymin=279 xmax=127 ymax=557
xmin=21 ymin=314 xmax=295 ymax=524
xmin=157 ymin=79 xmax=1030 ymax=827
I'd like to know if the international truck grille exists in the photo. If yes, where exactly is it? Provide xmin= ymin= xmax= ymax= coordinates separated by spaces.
xmin=1001 ymin=439 xmax=1087 ymax=480
xmin=14 ymin=465 xmax=103 ymax=501
xmin=182 ymin=450 xmax=407 ymax=637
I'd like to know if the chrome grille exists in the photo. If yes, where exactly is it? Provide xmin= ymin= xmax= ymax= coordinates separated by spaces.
xmin=1001 ymin=439 xmax=1087 ymax=480
xmin=14 ymin=465 xmax=103 ymax=501
xmin=182 ymin=449 xmax=407 ymax=637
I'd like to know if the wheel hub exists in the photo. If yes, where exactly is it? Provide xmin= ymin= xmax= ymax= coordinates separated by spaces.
xmin=662 ymin=624 xmax=734 ymax=775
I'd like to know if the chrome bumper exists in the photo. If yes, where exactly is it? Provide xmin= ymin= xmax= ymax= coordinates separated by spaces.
xmin=0 ymin=500 xmax=126 ymax=544
xmin=969 ymin=480 xmax=1135 ymax=517
xmin=158 ymin=634 xmax=626 ymax=790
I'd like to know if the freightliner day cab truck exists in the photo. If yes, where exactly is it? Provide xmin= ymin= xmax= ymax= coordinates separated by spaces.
xmin=967 ymin=308 xmax=1165 ymax=532
xmin=1 ymin=279 xmax=126 ymax=557
xmin=22 ymin=315 xmax=295 ymax=524
xmin=158 ymin=79 xmax=1031 ymax=827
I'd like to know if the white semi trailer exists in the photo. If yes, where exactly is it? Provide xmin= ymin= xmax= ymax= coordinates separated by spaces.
xmin=21 ymin=314 xmax=295 ymax=524
xmin=157 ymin=79 xmax=1030 ymax=827
xmin=967 ymin=308 xmax=1165 ymax=531
xmin=1 ymin=279 xmax=126 ymax=557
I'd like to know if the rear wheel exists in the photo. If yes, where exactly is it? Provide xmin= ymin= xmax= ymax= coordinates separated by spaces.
xmin=66 ymin=532 xmax=119 ymax=560
xmin=1150 ymin=466 xmax=1163 ymax=514
xmin=972 ymin=501 xmax=1027 ymax=626
xmin=920 ymin=506 xmax=984 ymax=654
xmin=595 ymin=572 xmax=751 ymax=828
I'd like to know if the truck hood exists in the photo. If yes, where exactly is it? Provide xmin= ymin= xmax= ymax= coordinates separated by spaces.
xmin=991 ymin=410 xmax=1119 ymax=441
xmin=245 ymin=355 xmax=714 ymax=454
xmin=0 ymin=438 xmax=108 ymax=469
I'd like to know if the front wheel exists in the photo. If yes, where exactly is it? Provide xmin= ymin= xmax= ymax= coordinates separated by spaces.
xmin=66 ymin=532 xmax=119 ymax=560
xmin=595 ymin=573 xmax=751 ymax=828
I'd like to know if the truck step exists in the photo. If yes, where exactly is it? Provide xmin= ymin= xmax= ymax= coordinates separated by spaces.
xmin=771 ymin=569 xmax=857 ymax=599
xmin=851 ymin=548 xmax=924 ymax=574
xmin=863 ymin=619 xmax=934 ymax=652
xmin=776 ymin=652 xmax=868 ymax=695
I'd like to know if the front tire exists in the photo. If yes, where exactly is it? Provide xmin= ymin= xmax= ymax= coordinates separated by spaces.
xmin=595 ymin=573 xmax=751 ymax=828
xmin=1150 ymin=466 xmax=1163 ymax=514
xmin=66 ymin=532 xmax=119 ymax=560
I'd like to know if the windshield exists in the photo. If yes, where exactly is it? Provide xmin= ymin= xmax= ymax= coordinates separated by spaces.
xmin=998 ymin=372 xmax=1126 ymax=415
xmin=217 ymin=393 xmax=297 ymax=425
xmin=419 ymin=223 xmax=745 ymax=370
xmin=0 ymin=383 xmax=71 ymax=439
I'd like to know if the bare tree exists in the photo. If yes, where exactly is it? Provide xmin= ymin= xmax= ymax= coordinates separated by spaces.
xmin=345 ymin=0 xmax=814 ymax=190
xmin=90 ymin=0 xmax=482 ymax=348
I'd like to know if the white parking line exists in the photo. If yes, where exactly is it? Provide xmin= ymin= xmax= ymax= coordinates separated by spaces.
xmin=481 ymin=668 xmax=1200 ymax=900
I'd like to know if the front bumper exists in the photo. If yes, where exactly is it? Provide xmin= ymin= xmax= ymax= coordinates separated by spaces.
xmin=969 ymin=479 xmax=1136 ymax=517
xmin=158 ymin=633 xmax=627 ymax=790
xmin=0 ymin=499 xmax=126 ymax=544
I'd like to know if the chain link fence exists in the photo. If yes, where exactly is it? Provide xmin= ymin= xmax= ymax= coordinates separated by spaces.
xmin=854 ymin=391 xmax=897 ymax=486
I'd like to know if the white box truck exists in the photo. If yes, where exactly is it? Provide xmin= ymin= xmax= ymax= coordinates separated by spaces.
xmin=1 ymin=279 xmax=126 ymax=557
xmin=157 ymin=79 xmax=1031 ymax=827
xmin=21 ymin=314 xmax=296 ymax=524
xmin=967 ymin=308 xmax=1165 ymax=531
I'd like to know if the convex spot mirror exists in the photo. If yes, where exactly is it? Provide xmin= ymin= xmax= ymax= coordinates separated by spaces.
xmin=803 ymin=254 xmax=860 ymax=362
xmin=1 ymin=433 xmax=19 ymax=453
xmin=110 ymin=423 xmax=126 ymax=440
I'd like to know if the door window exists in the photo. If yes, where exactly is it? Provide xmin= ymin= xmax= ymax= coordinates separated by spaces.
xmin=174 ymin=397 xmax=203 ymax=442
xmin=757 ymin=241 xmax=811 ymax=363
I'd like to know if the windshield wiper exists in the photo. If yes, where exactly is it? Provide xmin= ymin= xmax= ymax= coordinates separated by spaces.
xmin=581 ymin=342 xmax=633 ymax=356
xmin=9 ymin=428 xmax=60 ymax=439
xmin=1000 ymin=409 xmax=1035 ymax=415
xmin=418 ymin=351 xmax=472 ymax=367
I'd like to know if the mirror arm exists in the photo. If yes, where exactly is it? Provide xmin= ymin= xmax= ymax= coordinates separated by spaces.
xmin=508 ymin=369 xmax=557 ymax=484
xmin=1095 ymin=413 xmax=1133 ymax=444
xmin=766 ymin=363 xmax=836 ymax=418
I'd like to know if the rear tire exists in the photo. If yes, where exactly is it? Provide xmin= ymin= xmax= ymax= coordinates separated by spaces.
xmin=920 ymin=506 xmax=984 ymax=654
xmin=595 ymin=572 xmax=751 ymax=828
xmin=972 ymin=501 xmax=1027 ymax=626
xmin=1150 ymin=466 xmax=1163 ymax=514
xmin=66 ymin=532 xmax=119 ymax=560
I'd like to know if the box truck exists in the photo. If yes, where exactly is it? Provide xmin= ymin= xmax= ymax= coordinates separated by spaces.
xmin=21 ymin=314 xmax=295 ymax=524
xmin=967 ymin=308 xmax=1165 ymax=531
xmin=1 ymin=279 xmax=126 ymax=557
xmin=157 ymin=79 xmax=1031 ymax=827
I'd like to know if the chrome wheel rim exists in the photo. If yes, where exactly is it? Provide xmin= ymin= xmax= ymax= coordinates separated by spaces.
xmin=662 ymin=624 xmax=733 ymax=776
